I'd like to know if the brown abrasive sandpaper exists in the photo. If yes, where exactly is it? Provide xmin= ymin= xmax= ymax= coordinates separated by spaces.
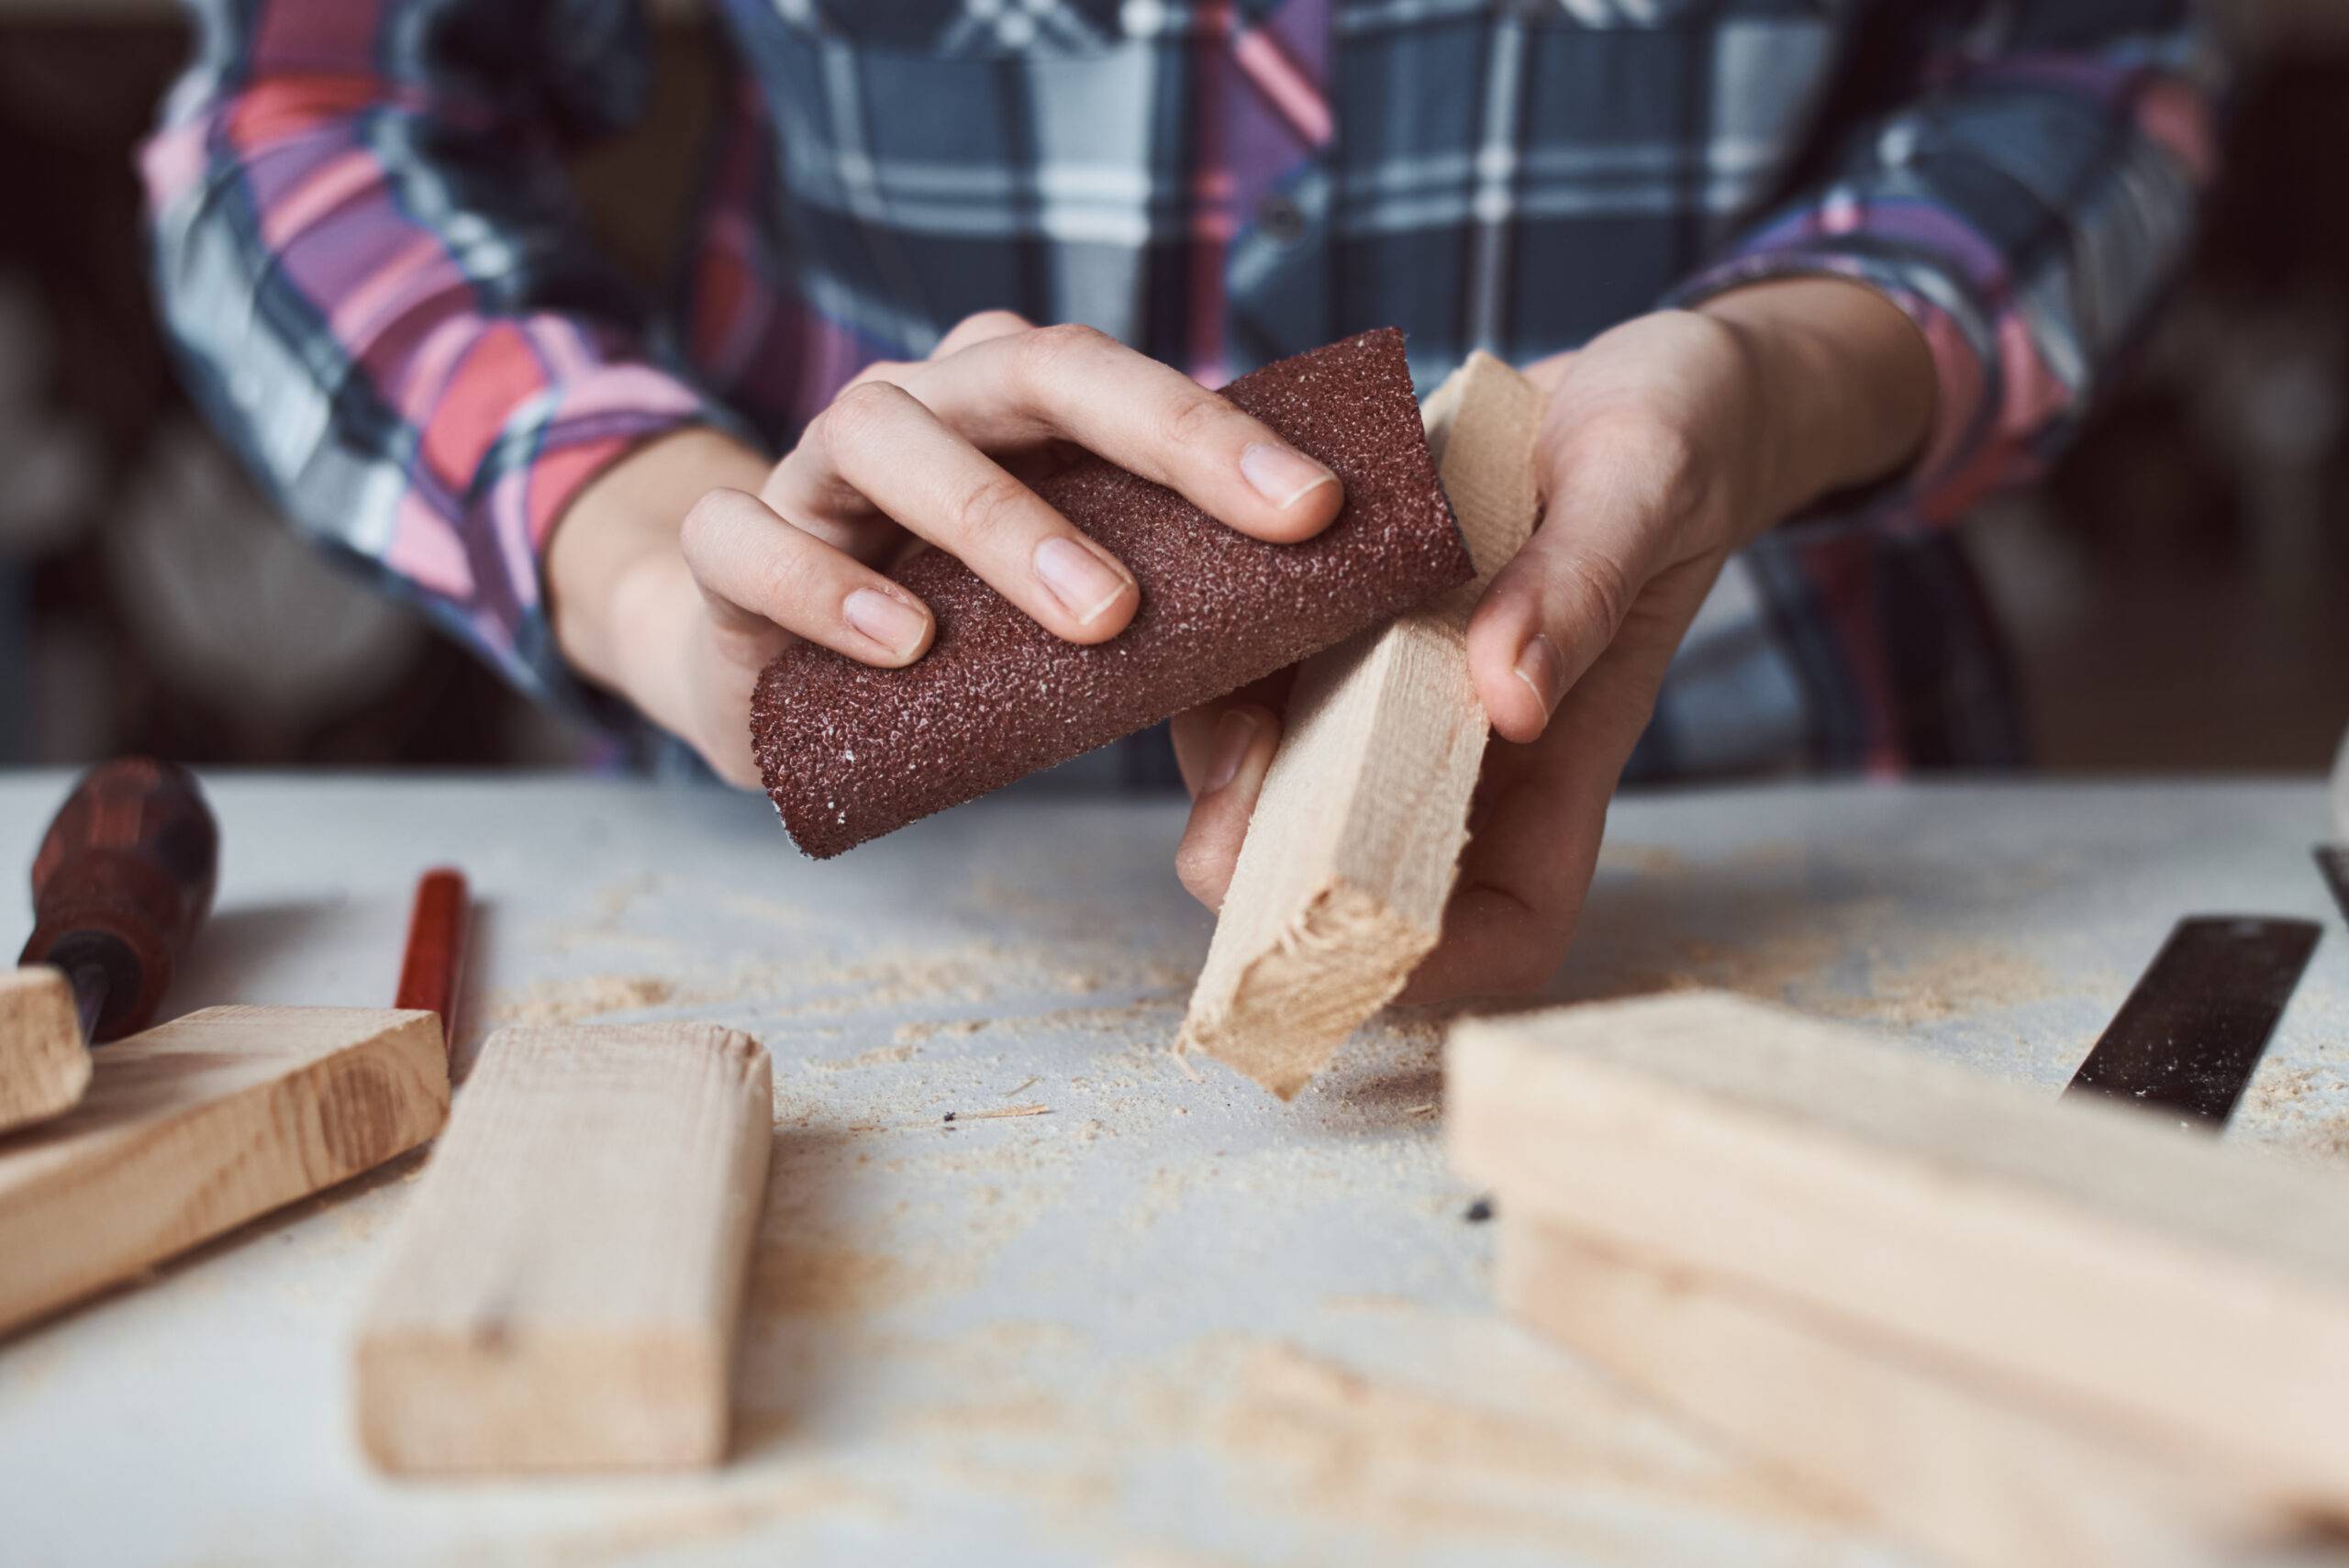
xmin=750 ymin=327 xmax=1470 ymax=859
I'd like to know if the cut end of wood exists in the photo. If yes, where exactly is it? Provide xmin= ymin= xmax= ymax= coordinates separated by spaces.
xmin=353 ymin=1021 xmax=774 ymax=1474
xmin=0 ymin=967 xmax=90 ymax=1134
xmin=1182 ymin=883 xmax=1432 ymax=1099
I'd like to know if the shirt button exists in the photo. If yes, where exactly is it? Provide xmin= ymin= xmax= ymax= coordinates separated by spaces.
xmin=1255 ymin=194 xmax=1307 ymax=244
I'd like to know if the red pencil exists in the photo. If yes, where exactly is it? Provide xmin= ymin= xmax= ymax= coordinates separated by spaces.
xmin=394 ymin=867 xmax=469 ymax=1058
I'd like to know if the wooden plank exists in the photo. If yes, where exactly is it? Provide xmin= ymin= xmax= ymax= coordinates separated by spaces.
xmin=1498 ymin=1215 xmax=2287 ymax=1568
xmin=0 ymin=967 xmax=90 ymax=1134
xmin=0 ymin=1005 xmax=447 ymax=1336
xmin=1448 ymin=992 xmax=2349 ymax=1510
xmin=354 ymin=1022 xmax=774 ymax=1473
xmin=1183 ymin=351 xmax=1545 ymax=1098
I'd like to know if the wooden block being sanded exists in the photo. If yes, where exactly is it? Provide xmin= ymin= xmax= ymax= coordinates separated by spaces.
xmin=0 ymin=967 xmax=90 ymax=1133
xmin=1181 ymin=352 xmax=1543 ymax=1097
xmin=353 ymin=1023 xmax=774 ymax=1473
xmin=1498 ymin=1218 xmax=2290 ymax=1568
xmin=751 ymin=328 xmax=1471 ymax=859
xmin=1448 ymin=993 xmax=2349 ymax=1512
xmin=0 ymin=1006 xmax=447 ymax=1337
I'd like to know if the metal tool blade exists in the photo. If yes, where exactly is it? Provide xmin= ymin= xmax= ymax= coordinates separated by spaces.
xmin=2064 ymin=917 xmax=2320 ymax=1129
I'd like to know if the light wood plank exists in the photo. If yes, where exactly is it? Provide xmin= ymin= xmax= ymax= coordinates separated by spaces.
xmin=0 ymin=967 xmax=90 ymax=1134
xmin=0 ymin=1005 xmax=447 ymax=1336
xmin=354 ymin=1022 xmax=774 ymax=1473
xmin=1448 ymin=992 xmax=2349 ymax=1511
xmin=1183 ymin=351 xmax=1545 ymax=1098
xmin=1499 ymin=1215 xmax=2286 ymax=1568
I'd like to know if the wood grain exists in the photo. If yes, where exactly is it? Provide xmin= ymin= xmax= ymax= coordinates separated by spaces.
xmin=0 ymin=1005 xmax=447 ymax=1336
xmin=1448 ymin=992 xmax=2349 ymax=1512
xmin=1183 ymin=351 xmax=1544 ymax=1098
xmin=1499 ymin=1216 xmax=2286 ymax=1568
xmin=354 ymin=1022 xmax=774 ymax=1473
xmin=0 ymin=967 xmax=90 ymax=1134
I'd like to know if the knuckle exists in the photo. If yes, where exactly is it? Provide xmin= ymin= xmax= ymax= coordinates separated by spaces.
xmin=1547 ymin=548 xmax=1636 ymax=638
xmin=1014 ymin=321 xmax=1112 ymax=385
xmin=818 ymin=379 xmax=907 ymax=450
xmin=944 ymin=469 xmax=1036 ymax=547
xmin=850 ymin=359 xmax=916 ymax=388
xmin=945 ymin=308 xmax=1029 ymax=344
xmin=678 ymin=489 xmax=748 ymax=562
xmin=1163 ymin=389 xmax=1238 ymax=450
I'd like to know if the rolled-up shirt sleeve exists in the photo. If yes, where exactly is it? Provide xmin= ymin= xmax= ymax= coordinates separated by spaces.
xmin=1671 ymin=2 xmax=2221 ymax=528
xmin=141 ymin=0 xmax=741 ymax=712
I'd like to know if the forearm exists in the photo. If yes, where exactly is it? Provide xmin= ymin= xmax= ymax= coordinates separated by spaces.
xmin=1673 ymin=8 xmax=2215 ymax=522
xmin=1693 ymin=276 xmax=1937 ymax=536
xmin=145 ymin=0 xmax=716 ymax=710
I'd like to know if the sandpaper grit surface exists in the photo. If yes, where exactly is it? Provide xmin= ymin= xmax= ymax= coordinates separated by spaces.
xmin=751 ymin=327 xmax=1470 ymax=859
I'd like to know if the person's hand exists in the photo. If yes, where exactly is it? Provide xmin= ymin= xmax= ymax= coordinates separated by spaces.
xmin=1170 ymin=277 xmax=1938 ymax=1000
xmin=546 ymin=312 xmax=1345 ymax=784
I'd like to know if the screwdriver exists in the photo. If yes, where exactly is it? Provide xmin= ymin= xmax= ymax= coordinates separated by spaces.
xmin=18 ymin=758 xmax=219 ymax=1044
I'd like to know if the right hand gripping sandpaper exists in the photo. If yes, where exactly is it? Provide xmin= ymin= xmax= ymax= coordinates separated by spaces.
xmin=750 ymin=327 xmax=1471 ymax=859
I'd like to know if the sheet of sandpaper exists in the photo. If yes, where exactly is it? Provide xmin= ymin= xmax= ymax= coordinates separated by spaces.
xmin=751 ymin=328 xmax=1470 ymax=859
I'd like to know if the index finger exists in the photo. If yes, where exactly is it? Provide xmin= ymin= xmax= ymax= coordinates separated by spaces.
xmin=907 ymin=324 xmax=1345 ymax=545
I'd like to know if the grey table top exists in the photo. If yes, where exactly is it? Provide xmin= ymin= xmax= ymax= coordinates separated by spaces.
xmin=3 ymin=772 xmax=2343 ymax=1568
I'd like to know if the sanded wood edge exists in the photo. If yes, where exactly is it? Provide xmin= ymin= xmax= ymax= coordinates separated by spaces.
xmin=1182 ymin=354 xmax=1545 ymax=1098
xmin=0 ymin=1006 xmax=448 ymax=1338
xmin=1447 ymin=994 xmax=2349 ymax=1511
xmin=1497 ymin=1214 xmax=2288 ymax=1568
xmin=353 ymin=1022 xmax=774 ymax=1473
xmin=0 ymin=967 xmax=90 ymax=1134
xmin=1186 ymin=882 xmax=1430 ymax=1100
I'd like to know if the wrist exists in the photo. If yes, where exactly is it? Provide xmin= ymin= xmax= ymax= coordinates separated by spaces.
xmin=1694 ymin=276 xmax=1937 ymax=527
xmin=546 ymin=426 xmax=770 ymax=716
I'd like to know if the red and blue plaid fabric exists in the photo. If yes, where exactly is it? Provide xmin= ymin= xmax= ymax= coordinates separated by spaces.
xmin=143 ymin=0 xmax=2216 ymax=775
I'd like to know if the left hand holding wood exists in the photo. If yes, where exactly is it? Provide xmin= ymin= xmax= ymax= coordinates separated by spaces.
xmin=1172 ymin=278 xmax=1939 ymax=1001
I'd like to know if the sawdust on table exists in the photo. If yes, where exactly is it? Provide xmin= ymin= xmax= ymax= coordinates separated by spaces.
xmin=894 ymin=1017 xmax=988 ymax=1046
xmin=2241 ymin=1057 xmax=2349 ymax=1165
xmin=484 ymin=973 xmax=677 ymax=1027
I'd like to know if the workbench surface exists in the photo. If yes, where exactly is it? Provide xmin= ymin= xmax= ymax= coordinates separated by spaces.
xmin=3 ymin=773 xmax=2343 ymax=1568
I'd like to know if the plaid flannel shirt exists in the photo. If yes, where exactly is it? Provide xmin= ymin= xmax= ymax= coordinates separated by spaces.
xmin=143 ymin=0 xmax=2216 ymax=779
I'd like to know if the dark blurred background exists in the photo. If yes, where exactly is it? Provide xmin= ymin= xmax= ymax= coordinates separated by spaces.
xmin=2 ymin=0 xmax=2343 ymax=773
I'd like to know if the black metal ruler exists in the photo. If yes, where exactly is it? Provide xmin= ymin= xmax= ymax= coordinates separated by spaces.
xmin=2064 ymin=916 xmax=2321 ymax=1129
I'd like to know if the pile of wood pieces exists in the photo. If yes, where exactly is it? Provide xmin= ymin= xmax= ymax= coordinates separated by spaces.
xmin=1449 ymin=991 xmax=2349 ymax=1568
xmin=1 ymin=761 xmax=455 ymax=1339
xmin=3 ymin=762 xmax=778 ymax=1474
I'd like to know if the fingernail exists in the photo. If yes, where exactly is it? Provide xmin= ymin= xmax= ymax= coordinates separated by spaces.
xmin=844 ymin=587 xmax=930 ymax=658
xmin=1514 ymin=634 xmax=1568 ymax=718
xmin=1241 ymin=442 xmax=1339 ymax=511
xmin=1033 ymin=536 xmax=1134 ymax=626
xmin=1203 ymin=707 xmax=1261 ymax=795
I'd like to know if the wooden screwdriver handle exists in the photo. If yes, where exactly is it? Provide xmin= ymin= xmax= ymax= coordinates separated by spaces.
xmin=20 ymin=758 xmax=219 ymax=1042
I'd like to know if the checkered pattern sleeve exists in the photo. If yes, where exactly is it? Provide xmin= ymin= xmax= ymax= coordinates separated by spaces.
xmin=139 ymin=0 xmax=735 ymax=712
xmin=1672 ymin=1 xmax=2221 ymax=528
